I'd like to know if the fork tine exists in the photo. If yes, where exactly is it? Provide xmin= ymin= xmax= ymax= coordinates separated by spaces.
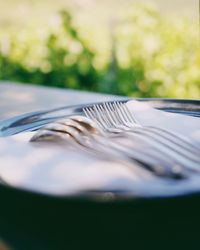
xmin=112 ymin=102 xmax=128 ymax=125
xmin=109 ymin=102 xmax=125 ymax=125
xmin=94 ymin=104 xmax=112 ymax=129
xmin=122 ymin=103 xmax=141 ymax=124
xmin=104 ymin=102 xmax=120 ymax=125
xmin=84 ymin=107 xmax=97 ymax=122
xmin=102 ymin=103 xmax=115 ymax=125
xmin=84 ymin=107 xmax=107 ymax=131
xmin=114 ymin=101 xmax=139 ymax=125
xmin=116 ymin=102 xmax=136 ymax=124
xmin=87 ymin=106 xmax=103 ymax=126
xmin=96 ymin=104 xmax=112 ymax=128
xmin=101 ymin=103 xmax=118 ymax=128
xmin=117 ymin=102 xmax=133 ymax=123
xmin=114 ymin=102 xmax=130 ymax=124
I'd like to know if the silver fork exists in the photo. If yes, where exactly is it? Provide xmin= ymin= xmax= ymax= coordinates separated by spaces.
xmin=30 ymin=117 xmax=153 ymax=180
xmin=30 ymin=116 xmax=188 ymax=179
xmin=83 ymin=102 xmax=200 ymax=173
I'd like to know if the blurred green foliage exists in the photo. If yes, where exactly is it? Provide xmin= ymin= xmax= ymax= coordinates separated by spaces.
xmin=0 ymin=4 xmax=199 ymax=97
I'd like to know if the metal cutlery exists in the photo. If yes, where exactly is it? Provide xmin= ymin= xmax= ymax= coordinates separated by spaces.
xmin=83 ymin=101 xmax=200 ymax=173
xmin=31 ymin=115 xmax=189 ymax=179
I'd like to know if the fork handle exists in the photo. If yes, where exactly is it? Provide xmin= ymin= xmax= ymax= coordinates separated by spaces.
xmin=93 ymin=134 xmax=187 ymax=180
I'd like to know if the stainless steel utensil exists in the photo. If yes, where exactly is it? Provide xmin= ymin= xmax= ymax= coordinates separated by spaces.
xmin=83 ymin=102 xmax=200 ymax=173
xmin=30 ymin=116 xmax=188 ymax=179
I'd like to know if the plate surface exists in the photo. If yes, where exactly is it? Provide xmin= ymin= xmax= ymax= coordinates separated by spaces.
xmin=1 ymin=98 xmax=200 ymax=195
xmin=1 ymin=98 xmax=200 ymax=137
xmin=1 ymin=98 xmax=200 ymax=250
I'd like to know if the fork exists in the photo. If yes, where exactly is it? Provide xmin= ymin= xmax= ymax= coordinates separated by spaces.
xmin=30 ymin=116 xmax=188 ymax=179
xmin=30 ymin=117 xmax=155 ymax=180
xmin=83 ymin=101 xmax=200 ymax=172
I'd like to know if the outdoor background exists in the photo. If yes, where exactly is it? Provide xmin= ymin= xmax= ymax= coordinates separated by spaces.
xmin=0 ymin=0 xmax=199 ymax=98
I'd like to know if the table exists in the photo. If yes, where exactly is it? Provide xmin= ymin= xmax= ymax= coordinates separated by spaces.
xmin=0 ymin=81 xmax=123 ymax=120
xmin=1 ymin=82 xmax=200 ymax=250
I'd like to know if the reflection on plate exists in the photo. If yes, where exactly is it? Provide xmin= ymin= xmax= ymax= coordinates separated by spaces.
xmin=1 ymin=98 xmax=200 ymax=137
